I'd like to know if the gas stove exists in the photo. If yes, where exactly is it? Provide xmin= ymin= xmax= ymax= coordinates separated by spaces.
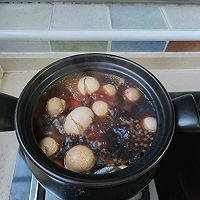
xmin=9 ymin=150 xmax=158 ymax=200
xmin=9 ymin=92 xmax=200 ymax=200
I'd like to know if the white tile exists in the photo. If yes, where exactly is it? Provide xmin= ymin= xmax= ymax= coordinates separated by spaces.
xmin=0 ymin=4 xmax=52 ymax=30
xmin=51 ymin=4 xmax=110 ymax=30
xmin=151 ymin=69 xmax=200 ymax=92
xmin=110 ymin=5 xmax=167 ymax=29
xmin=163 ymin=5 xmax=200 ymax=29
xmin=1 ymin=71 xmax=38 ymax=97
xmin=0 ymin=41 xmax=50 ymax=52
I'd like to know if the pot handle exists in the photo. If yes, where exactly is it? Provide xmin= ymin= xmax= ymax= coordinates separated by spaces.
xmin=172 ymin=94 xmax=200 ymax=133
xmin=0 ymin=93 xmax=18 ymax=131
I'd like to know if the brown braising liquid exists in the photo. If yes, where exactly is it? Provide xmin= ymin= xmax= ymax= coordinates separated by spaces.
xmin=33 ymin=71 xmax=157 ymax=174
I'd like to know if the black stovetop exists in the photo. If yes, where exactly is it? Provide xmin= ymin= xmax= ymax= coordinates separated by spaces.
xmin=9 ymin=92 xmax=200 ymax=200
xmin=9 ymin=150 xmax=152 ymax=200
xmin=154 ymin=92 xmax=200 ymax=200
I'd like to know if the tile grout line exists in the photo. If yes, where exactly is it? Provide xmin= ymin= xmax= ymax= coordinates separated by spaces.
xmin=48 ymin=41 xmax=52 ymax=52
xmin=163 ymin=41 xmax=169 ymax=52
xmin=160 ymin=6 xmax=173 ymax=31
xmin=106 ymin=4 xmax=112 ymax=52
xmin=107 ymin=41 xmax=112 ymax=52
xmin=0 ymin=65 xmax=4 ymax=89
xmin=159 ymin=6 xmax=171 ymax=52
xmin=49 ymin=3 xmax=55 ymax=52
xmin=0 ymin=65 xmax=4 ymax=78
xmin=49 ymin=3 xmax=55 ymax=31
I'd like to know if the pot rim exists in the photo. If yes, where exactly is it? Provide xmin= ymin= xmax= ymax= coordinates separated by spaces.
xmin=15 ymin=53 xmax=175 ymax=187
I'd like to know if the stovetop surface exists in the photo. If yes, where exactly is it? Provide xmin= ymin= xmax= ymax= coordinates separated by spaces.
xmin=9 ymin=92 xmax=200 ymax=200
xmin=10 ymin=150 xmax=157 ymax=200
xmin=9 ymin=150 xmax=31 ymax=200
xmin=154 ymin=91 xmax=200 ymax=200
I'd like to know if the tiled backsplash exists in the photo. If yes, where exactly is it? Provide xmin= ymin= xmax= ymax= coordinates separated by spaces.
xmin=166 ymin=41 xmax=200 ymax=52
xmin=0 ymin=4 xmax=52 ymax=30
xmin=162 ymin=5 xmax=200 ymax=29
xmin=110 ymin=5 xmax=167 ymax=29
xmin=51 ymin=4 xmax=111 ymax=30
xmin=0 ymin=3 xmax=200 ymax=52
xmin=51 ymin=41 xmax=108 ymax=52
xmin=0 ymin=41 xmax=51 ymax=52
xmin=111 ymin=41 xmax=166 ymax=52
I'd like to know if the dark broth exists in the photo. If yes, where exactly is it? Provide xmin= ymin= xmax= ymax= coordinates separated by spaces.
xmin=33 ymin=71 xmax=157 ymax=174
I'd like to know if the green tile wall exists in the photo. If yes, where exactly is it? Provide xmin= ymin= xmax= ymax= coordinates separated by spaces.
xmin=50 ymin=41 xmax=108 ymax=52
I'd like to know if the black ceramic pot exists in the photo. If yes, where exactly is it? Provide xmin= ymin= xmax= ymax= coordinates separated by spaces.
xmin=0 ymin=54 xmax=200 ymax=200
